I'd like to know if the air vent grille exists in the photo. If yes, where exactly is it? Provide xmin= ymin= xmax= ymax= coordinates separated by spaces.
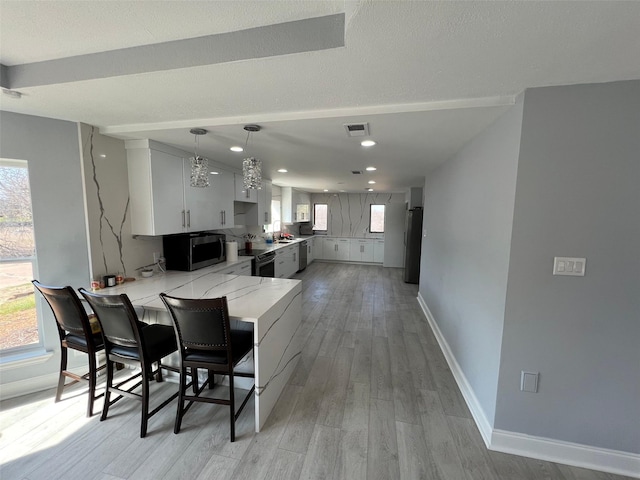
xmin=351 ymin=170 xmax=362 ymax=174
xmin=344 ymin=123 xmax=370 ymax=137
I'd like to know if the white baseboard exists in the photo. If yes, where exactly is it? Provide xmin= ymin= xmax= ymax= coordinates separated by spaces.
xmin=416 ymin=292 xmax=640 ymax=479
xmin=491 ymin=429 xmax=640 ymax=478
xmin=416 ymin=292 xmax=492 ymax=445
xmin=0 ymin=371 xmax=60 ymax=400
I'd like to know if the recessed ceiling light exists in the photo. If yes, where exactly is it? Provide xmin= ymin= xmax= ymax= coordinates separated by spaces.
xmin=277 ymin=168 xmax=288 ymax=173
xmin=230 ymin=146 xmax=243 ymax=152
xmin=323 ymin=189 xmax=329 ymax=192
xmin=367 ymin=188 xmax=374 ymax=192
xmin=366 ymin=166 xmax=377 ymax=171
xmin=99 ymin=154 xmax=106 ymax=158
xmin=361 ymin=140 xmax=376 ymax=147
xmin=210 ymin=171 xmax=219 ymax=175
xmin=368 ymin=180 xmax=376 ymax=184
xmin=340 ymin=190 xmax=346 ymax=192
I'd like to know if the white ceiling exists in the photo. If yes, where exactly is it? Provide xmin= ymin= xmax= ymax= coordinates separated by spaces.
xmin=1 ymin=1 xmax=639 ymax=193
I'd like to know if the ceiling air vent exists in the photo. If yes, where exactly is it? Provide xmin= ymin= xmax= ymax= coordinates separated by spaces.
xmin=351 ymin=170 xmax=362 ymax=174
xmin=344 ymin=122 xmax=370 ymax=137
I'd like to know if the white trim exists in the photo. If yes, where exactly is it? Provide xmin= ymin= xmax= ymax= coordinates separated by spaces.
xmin=416 ymin=292 xmax=640 ymax=479
xmin=0 ymin=370 xmax=59 ymax=400
xmin=416 ymin=292 xmax=492 ymax=445
xmin=491 ymin=430 xmax=640 ymax=479
xmin=0 ymin=348 xmax=55 ymax=371
xmin=102 ymin=96 xmax=516 ymax=136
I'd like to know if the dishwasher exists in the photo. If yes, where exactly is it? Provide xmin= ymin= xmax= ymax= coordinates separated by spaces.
xmin=298 ymin=240 xmax=308 ymax=272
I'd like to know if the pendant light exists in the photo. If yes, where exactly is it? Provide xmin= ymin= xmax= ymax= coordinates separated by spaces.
xmin=189 ymin=128 xmax=209 ymax=188
xmin=242 ymin=124 xmax=262 ymax=190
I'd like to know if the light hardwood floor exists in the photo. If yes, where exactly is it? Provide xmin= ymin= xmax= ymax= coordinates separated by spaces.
xmin=0 ymin=263 xmax=632 ymax=480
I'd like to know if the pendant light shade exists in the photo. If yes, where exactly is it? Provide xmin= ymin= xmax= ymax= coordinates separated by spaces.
xmin=189 ymin=128 xmax=209 ymax=188
xmin=242 ymin=125 xmax=262 ymax=189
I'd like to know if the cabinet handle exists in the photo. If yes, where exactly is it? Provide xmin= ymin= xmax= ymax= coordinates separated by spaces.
xmin=187 ymin=210 xmax=191 ymax=228
xmin=293 ymin=253 xmax=296 ymax=261
xmin=265 ymin=212 xmax=268 ymax=223
xmin=246 ymin=189 xmax=250 ymax=199
xmin=223 ymin=210 xmax=226 ymax=225
xmin=182 ymin=210 xmax=186 ymax=227
xmin=220 ymin=210 xmax=224 ymax=225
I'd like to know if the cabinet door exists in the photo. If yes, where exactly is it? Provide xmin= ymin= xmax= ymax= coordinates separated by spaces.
xmin=336 ymin=238 xmax=350 ymax=261
xmin=307 ymin=239 xmax=314 ymax=264
xmin=234 ymin=173 xmax=257 ymax=203
xmin=361 ymin=239 xmax=374 ymax=262
xmin=183 ymin=159 xmax=216 ymax=232
xmin=259 ymin=179 xmax=272 ymax=225
xmin=321 ymin=238 xmax=337 ymax=260
xmin=208 ymin=169 xmax=235 ymax=229
xmin=149 ymin=150 xmax=186 ymax=235
xmin=349 ymin=240 xmax=362 ymax=261
xmin=374 ymin=240 xmax=385 ymax=263
xmin=290 ymin=247 xmax=298 ymax=276
xmin=275 ymin=249 xmax=287 ymax=278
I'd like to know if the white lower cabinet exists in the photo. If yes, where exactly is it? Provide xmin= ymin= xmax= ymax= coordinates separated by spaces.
xmin=217 ymin=261 xmax=252 ymax=276
xmin=335 ymin=238 xmax=350 ymax=261
xmin=307 ymin=238 xmax=314 ymax=264
xmin=320 ymin=238 xmax=337 ymax=260
xmin=275 ymin=245 xmax=298 ymax=278
xmin=374 ymin=239 xmax=385 ymax=263
xmin=315 ymin=237 xmax=384 ymax=263
xmin=349 ymin=239 xmax=374 ymax=262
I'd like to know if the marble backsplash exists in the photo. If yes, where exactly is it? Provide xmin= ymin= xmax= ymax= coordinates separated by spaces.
xmin=310 ymin=192 xmax=405 ymax=237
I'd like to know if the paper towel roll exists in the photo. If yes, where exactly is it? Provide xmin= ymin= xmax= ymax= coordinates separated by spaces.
xmin=226 ymin=241 xmax=238 ymax=262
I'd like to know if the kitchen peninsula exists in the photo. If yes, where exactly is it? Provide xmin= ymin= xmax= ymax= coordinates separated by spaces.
xmin=92 ymin=266 xmax=303 ymax=432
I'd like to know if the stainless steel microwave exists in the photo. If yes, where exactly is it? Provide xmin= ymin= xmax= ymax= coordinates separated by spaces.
xmin=163 ymin=232 xmax=226 ymax=271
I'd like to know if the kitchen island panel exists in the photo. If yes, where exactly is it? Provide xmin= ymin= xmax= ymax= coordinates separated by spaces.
xmin=89 ymin=267 xmax=302 ymax=432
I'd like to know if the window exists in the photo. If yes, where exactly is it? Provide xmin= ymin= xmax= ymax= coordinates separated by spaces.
xmin=0 ymin=160 xmax=39 ymax=351
xmin=370 ymin=204 xmax=385 ymax=233
xmin=314 ymin=204 xmax=328 ymax=231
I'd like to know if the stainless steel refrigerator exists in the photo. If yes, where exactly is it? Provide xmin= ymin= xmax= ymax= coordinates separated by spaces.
xmin=404 ymin=207 xmax=423 ymax=283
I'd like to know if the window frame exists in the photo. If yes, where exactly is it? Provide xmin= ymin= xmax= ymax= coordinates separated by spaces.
xmin=369 ymin=204 xmax=385 ymax=233
xmin=0 ymin=159 xmax=43 ymax=357
xmin=313 ymin=203 xmax=328 ymax=231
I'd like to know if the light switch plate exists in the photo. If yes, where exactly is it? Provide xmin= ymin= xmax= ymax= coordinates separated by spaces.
xmin=553 ymin=257 xmax=586 ymax=276
xmin=521 ymin=371 xmax=539 ymax=393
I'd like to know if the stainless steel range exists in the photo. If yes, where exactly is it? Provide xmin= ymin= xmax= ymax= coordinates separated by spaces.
xmin=240 ymin=249 xmax=276 ymax=277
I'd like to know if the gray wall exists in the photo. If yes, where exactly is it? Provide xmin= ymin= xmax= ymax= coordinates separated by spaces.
xmin=419 ymin=96 xmax=524 ymax=425
xmin=495 ymin=81 xmax=640 ymax=452
xmin=0 ymin=111 xmax=90 ymax=389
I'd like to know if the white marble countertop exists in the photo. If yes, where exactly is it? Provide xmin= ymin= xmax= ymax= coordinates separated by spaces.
xmin=93 ymin=265 xmax=301 ymax=323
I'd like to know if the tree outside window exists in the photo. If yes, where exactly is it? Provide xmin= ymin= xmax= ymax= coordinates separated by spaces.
xmin=0 ymin=161 xmax=39 ymax=351
xmin=370 ymin=204 xmax=385 ymax=233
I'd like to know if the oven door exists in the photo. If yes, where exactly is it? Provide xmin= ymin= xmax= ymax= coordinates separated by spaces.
xmin=255 ymin=252 xmax=276 ymax=277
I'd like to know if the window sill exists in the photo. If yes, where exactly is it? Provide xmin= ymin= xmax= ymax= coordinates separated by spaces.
xmin=0 ymin=348 xmax=55 ymax=371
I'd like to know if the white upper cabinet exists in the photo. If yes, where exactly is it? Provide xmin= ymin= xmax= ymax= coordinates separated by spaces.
xmin=239 ymin=178 xmax=272 ymax=226
xmin=183 ymin=160 xmax=216 ymax=232
xmin=234 ymin=173 xmax=258 ymax=203
xmin=126 ymin=140 xmax=230 ymax=235
xmin=209 ymin=168 xmax=235 ymax=229
xmin=257 ymin=179 xmax=273 ymax=225
xmin=282 ymin=186 xmax=311 ymax=223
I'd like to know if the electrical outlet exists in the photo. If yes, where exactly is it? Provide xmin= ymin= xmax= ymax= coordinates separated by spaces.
xmin=521 ymin=371 xmax=539 ymax=393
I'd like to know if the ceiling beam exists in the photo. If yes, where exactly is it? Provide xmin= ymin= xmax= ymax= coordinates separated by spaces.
xmin=5 ymin=14 xmax=345 ymax=89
